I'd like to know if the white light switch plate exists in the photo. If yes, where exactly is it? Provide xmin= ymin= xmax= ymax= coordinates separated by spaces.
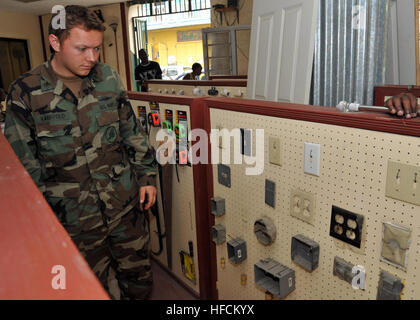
xmin=304 ymin=142 xmax=320 ymax=176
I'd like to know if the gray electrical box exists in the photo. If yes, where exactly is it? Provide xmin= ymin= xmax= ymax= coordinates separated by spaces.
xmin=254 ymin=258 xmax=295 ymax=299
xmin=265 ymin=179 xmax=275 ymax=208
xmin=291 ymin=234 xmax=319 ymax=272
xmin=218 ymin=164 xmax=231 ymax=188
xmin=333 ymin=256 xmax=354 ymax=284
xmin=212 ymin=224 xmax=226 ymax=244
xmin=377 ymin=270 xmax=404 ymax=300
xmin=227 ymin=238 xmax=247 ymax=264
xmin=211 ymin=197 xmax=226 ymax=216
xmin=254 ymin=217 xmax=276 ymax=245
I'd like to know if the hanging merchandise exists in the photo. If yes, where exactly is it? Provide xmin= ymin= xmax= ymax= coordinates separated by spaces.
xmin=148 ymin=102 xmax=161 ymax=127
xmin=162 ymin=109 xmax=173 ymax=132
xmin=179 ymin=244 xmax=196 ymax=284
xmin=175 ymin=110 xmax=190 ymax=166
xmin=137 ymin=105 xmax=148 ymax=132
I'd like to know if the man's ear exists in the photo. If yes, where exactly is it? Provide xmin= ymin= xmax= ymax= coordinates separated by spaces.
xmin=48 ymin=34 xmax=61 ymax=53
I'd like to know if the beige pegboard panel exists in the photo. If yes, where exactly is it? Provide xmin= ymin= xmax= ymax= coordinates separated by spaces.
xmin=148 ymin=83 xmax=247 ymax=98
xmin=129 ymin=99 xmax=200 ymax=295
xmin=210 ymin=108 xmax=420 ymax=300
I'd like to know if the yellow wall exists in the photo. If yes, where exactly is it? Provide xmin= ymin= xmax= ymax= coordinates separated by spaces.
xmin=148 ymin=24 xmax=210 ymax=69
xmin=0 ymin=9 xmax=44 ymax=74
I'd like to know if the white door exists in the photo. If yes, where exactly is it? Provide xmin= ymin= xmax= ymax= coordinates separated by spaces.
xmin=247 ymin=0 xmax=319 ymax=103
xmin=386 ymin=0 xmax=416 ymax=85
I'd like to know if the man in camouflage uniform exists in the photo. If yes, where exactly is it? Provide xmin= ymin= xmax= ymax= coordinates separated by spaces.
xmin=4 ymin=5 xmax=157 ymax=300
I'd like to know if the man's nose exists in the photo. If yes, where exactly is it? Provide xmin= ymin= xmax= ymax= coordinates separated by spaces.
xmin=86 ymin=49 xmax=97 ymax=63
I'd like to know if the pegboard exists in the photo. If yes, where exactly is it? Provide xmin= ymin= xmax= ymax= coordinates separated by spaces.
xmin=129 ymin=99 xmax=200 ymax=295
xmin=210 ymin=108 xmax=420 ymax=300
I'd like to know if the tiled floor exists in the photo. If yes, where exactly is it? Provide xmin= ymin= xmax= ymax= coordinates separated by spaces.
xmin=149 ymin=259 xmax=198 ymax=300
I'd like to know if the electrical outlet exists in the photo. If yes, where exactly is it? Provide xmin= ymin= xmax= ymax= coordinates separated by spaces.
xmin=329 ymin=205 xmax=364 ymax=248
xmin=290 ymin=190 xmax=315 ymax=225
xmin=304 ymin=142 xmax=320 ymax=176
xmin=269 ymin=137 xmax=282 ymax=166
xmin=385 ymin=160 xmax=420 ymax=206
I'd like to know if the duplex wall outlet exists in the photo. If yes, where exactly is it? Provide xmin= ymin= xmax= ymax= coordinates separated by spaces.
xmin=304 ymin=142 xmax=321 ymax=176
xmin=377 ymin=270 xmax=404 ymax=300
xmin=254 ymin=258 xmax=295 ymax=299
xmin=269 ymin=137 xmax=282 ymax=166
xmin=329 ymin=205 xmax=364 ymax=248
xmin=290 ymin=189 xmax=315 ymax=225
xmin=385 ymin=160 xmax=420 ymax=206
xmin=380 ymin=222 xmax=411 ymax=270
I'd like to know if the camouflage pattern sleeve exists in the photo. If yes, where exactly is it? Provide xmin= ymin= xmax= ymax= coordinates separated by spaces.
xmin=114 ymin=71 xmax=157 ymax=187
xmin=4 ymin=83 xmax=46 ymax=193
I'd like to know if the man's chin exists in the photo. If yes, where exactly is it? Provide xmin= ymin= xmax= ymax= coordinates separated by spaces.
xmin=76 ymin=69 xmax=91 ymax=76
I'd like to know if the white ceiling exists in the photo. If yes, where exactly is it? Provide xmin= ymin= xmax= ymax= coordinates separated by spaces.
xmin=0 ymin=0 xmax=129 ymax=16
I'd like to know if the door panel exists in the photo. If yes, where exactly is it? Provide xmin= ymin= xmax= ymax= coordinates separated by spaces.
xmin=248 ymin=0 xmax=319 ymax=104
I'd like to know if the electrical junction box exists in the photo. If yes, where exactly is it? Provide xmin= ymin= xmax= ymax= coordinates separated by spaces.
xmin=227 ymin=238 xmax=247 ymax=264
xmin=291 ymin=234 xmax=319 ymax=272
xmin=212 ymin=224 xmax=226 ymax=244
xmin=254 ymin=217 xmax=276 ymax=246
xmin=211 ymin=197 xmax=226 ymax=216
xmin=377 ymin=270 xmax=404 ymax=300
xmin=254 ymin=258 xmax=295 ymax=299
xmin=333 ymin=256 xmax=354 ymax=285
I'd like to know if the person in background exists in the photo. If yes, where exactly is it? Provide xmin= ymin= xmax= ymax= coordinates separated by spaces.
xmin=183 ymin=63 xmax=202 ymax=80
xmin=4 ymin=5 xmax=157 ymax=300
xmin=385 ymin=92 xmax=420 ymax=119
xmin=135 ymin=49 xmax=162 ymax=92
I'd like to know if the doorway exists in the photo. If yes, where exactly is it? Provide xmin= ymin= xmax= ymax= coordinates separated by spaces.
xmin=0 ymin=38 xmax=31 ymax=93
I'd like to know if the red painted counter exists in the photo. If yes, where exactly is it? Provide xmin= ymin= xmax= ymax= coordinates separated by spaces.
xmin=0 ymin=132 xmax=109 ymax=300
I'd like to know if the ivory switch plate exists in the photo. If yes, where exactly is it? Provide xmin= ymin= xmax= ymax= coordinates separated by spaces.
xmin=304 ymin=142 xmax=320 ymax=176
xmin=269 ymin=137 xmax=282 ymax=166
xmin=385 ymin=160 xmax=420 ymax=206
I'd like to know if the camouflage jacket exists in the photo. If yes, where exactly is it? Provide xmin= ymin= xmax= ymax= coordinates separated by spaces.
xmin=4 ymin=57 xmax=156 ymax=235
